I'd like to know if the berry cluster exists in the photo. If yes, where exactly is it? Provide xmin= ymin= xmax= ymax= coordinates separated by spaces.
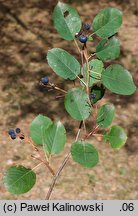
xmin=8 ymin=128 xmax=24 ymax=140
xmin=76 ymin=23 xmax=91 ymax=44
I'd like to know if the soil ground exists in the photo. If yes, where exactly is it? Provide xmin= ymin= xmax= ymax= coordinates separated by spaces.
xmin=0 ymin=0 xmax=138 ymax=199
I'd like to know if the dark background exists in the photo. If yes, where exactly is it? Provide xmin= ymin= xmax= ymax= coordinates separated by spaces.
xmin=0 ymin=0 xmax=138 ymax=199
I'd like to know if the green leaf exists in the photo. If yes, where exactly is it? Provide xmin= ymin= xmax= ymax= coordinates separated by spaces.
xmin=64 ymin=88 xmax=91 ymax=121
xmin=90 ymin=84 xmax=105 ymax=104
xmin=30 ymin=114 xmax=52 ymax=145
xmin=102 ymin=64 xmax=136 ymax=95
xmin=92 ymin=7 xmax=123 ymax=38
xmin=96 ymin=37 xmax=120 ymax=61
xmin=3 ymin=166 xmax=36 ymax=194
xmin=43 ymin=121 xmax=66 ymax=155
xmin=88 ymin=36 xmax=93 ymax=41
xmin=82 ymin=59 xmax=104 ymax=87
xmin=96 ymin=103 xmax=115 ymax=128
xmin=53 ymin=2 xmax=81 ymax=40
xmin=104 ymin=125 xmax=127 ymax=148
xmin=71 ymin=141 xmax=99 ymax=167
xmin=47 ymin=48 xmax=80 ymax=80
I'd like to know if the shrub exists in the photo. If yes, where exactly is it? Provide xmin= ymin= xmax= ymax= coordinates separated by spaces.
xmin=3 ymin=2 xmax=136 ymax=199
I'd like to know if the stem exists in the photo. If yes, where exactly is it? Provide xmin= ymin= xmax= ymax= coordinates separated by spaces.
xmin=80 ymin=49 xmax=84 ymax=75
xmin=27 ymin=138 xmax=55 ymax=176
xmin=55 ymin=95 xmax=65 ymax=99
xmin=83 ymin=43 xmax=90 ymax=94
xmin=45 ymin=121 xmax=83 ymax=200
xmin=75 ymin=121 xmax=83 ymax=142
xmin=83 ymin=119 xmax=87 ymax=133
xmin=74 ymin=39 xmax=85 ymax=79
xmin=53 ymin=86 xmax=67 ymax=94
xmin=50 ymin=83 xmax=67 ymax=94
xmin=73 ymin=39 xmax=81 ymax=54
xmin=88 ymin=53 xmax=96 ymax=60
xmin=32 ymin=162 xmax=43 ymax=171
xmin=31 ymin=155 xmax=55 ymax=176
xmin=76 ymin=75 xmax=87 ymax=87
xmin=41 ymin=82 xmax=67 ymax=94
xmin=83 ymin=125 xmax=100 ymax=141
xmin=89 ymin=32 xmax=95 ymax=37
xmin=45 ymin=152 xmax=71 ymax=200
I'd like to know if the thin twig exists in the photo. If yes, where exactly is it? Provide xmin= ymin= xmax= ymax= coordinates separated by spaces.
xmin=32 ymin=162 xmax=43 ymax=171
xmin=40 ymin=82 xmax=67 ymax=94
xmin=83 ymin=125 xmax=100 ymax=141
xmin=45 ymin=121 xmax=83 ymax=200
xmin=83 ymin=120 xmax=87 ymax=133
xmin=80 ymin=49 xmax=84 ymax=75
xmin=83 ymin=43 xmax=90 ymax=94
xmin=76 ymin=75 xmax=87 ymax=87
xmin=88 ymin=53 xmax=96 ymax=61
xmin=75 ymin=121 xmax=83 ymax=141
xmin=31 ymin=155 xmax=55 ymax=176
xmin=89 ymin=32 xmax=95 ymax=37
xmin=73 ymin=39 xmax=81 ymax=54
xmin=45 ymin=152 xmax=71 ymax=200
xmin=53 ymin=85 xmax=67 ymax=94
xmin=26 ymin=137 xmax=55 ymax=176
xmin=55 ymin=95 xmax=65 ymax=99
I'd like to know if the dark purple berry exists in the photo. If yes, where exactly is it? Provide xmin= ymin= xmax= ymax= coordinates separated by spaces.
xmin=83 ymin=23 xmax=91 ymax=31
xmin=19 ymin=134 xmax=25 ymax=140
xmin=41 ymin=76 xmax=49 ymax=85
xmin=15 ymin=128 xmax=21 ymax=134
xmin=11 ymin=133 xmax=16 ymax=140
xmin=8 ymin=129 xmax=15 ymax=136
xmin=89 ymin=93 xmax=96 ymax=100
xmin=79 ymin=35 xmax=88 ymax=43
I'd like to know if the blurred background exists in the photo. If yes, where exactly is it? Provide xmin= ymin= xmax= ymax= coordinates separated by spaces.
xmin=0 ymin=0 xmax=138 ymax=199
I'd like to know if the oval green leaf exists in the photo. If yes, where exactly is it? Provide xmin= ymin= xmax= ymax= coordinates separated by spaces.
xmin=92 ymin=7 xmax=122 ymax=38
xmin=82 ymin=59 xmax=104 ymax=87
xmin=105 ymin=125 xmax=127 ymax=148
xmin=53 ymin=2 xmax=81 ymax=40
xmin=30 ymin=114 xmax=52 ymax=145
xmin=3 ymin=166 xmax=36 ymax=194
xmin=43 ymin=121 xmax=66 ymax=155
xmin=71 ymin=141 xmax=99 ymax=167
xmin=90 ymin=84 xmax=105 ymax=104
xmin=47 ymin=48 xmax=80 ymax=80
xmin=96 ymin=37 xmax=120 ymax=61
xmin=96 ymin=103 xmax=115 ymax=128
xmin=102 ymin=64 xmax=136 ymax=95
xmin=64 ymin=88 xmax=91 ymax=121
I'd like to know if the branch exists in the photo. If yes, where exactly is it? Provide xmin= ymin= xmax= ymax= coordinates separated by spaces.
xmin=26 ymin=137 xmax=55 ymax=176
xmin=45 ymin=152 xmax=71 ymax=200
xmin=31 ymin=155 xmax=55 ymax=176
xmin=45 ymin=121 xmax=83 ymax=200
xmin=40 ymin=82 xmax=67 ymax=94
xmin=73 ymin=39 xmax=81 ymax=54
xmin=51 ymin=84 xmax=67 ymax=94
xmin=83 ymin=43 xmax=90 ymax=94
xmin=83 ymin=125 xmax=100 ymax=141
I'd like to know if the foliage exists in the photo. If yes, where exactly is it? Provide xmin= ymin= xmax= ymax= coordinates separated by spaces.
xmin=3 ymin=2 xmax=136 ymax=197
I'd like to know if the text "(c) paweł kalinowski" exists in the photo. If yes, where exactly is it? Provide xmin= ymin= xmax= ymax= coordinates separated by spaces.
xmin=20 ymin=202 xmax=103 ymax=212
